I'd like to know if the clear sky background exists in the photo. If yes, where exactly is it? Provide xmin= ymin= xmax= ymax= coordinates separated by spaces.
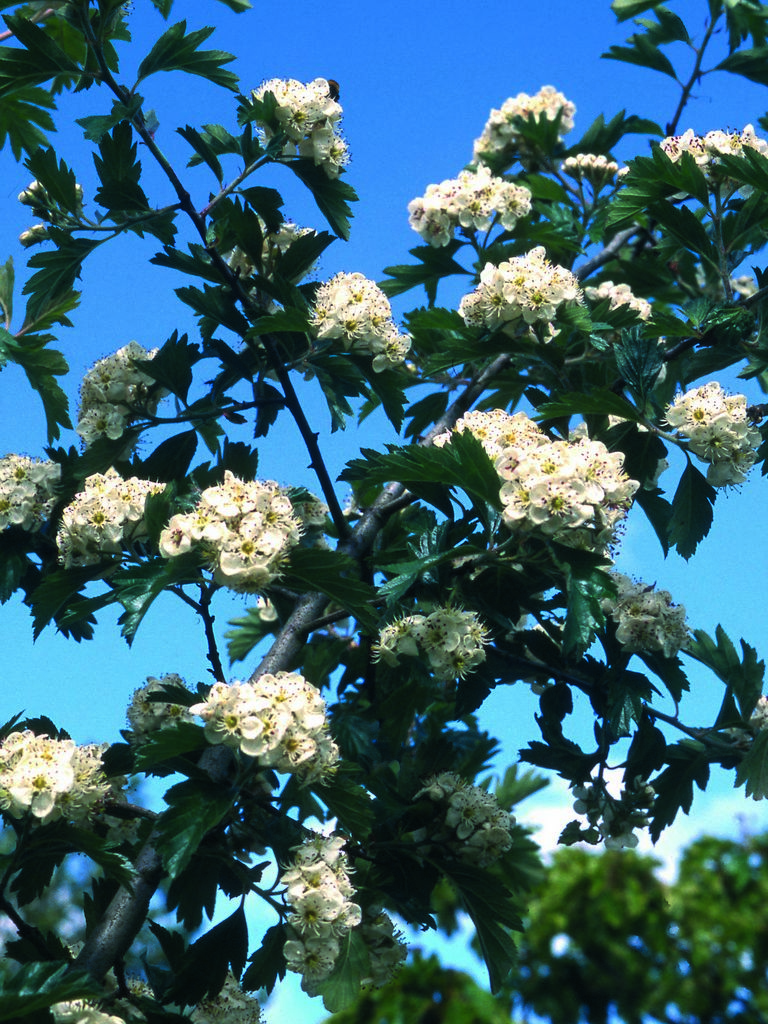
xmin=2 ymin=0 xmax=768 ymax=1016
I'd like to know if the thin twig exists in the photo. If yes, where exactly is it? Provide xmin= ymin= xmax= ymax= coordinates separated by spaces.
xmin=0 ymin=6 xmax=53 ymax=42
xmin=574 ymin=228 xmax=637 ymax=282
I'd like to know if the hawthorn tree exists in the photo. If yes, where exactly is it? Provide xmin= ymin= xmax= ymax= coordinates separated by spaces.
xmin=3 ymin=0 xmax=768 ymax=1020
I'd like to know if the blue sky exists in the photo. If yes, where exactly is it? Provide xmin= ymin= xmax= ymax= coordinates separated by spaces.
xmin=3 ymin=0 xmax=768 ymax=1015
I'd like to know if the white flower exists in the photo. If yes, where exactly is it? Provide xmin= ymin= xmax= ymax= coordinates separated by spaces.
xmin=126 ymin=674 xmax=193 ymax=737
xmin=160 ymin=473 xmax=302 ymax=593
xmin=373 ymin=607 xmax=489 ymax=680
xmin=77 ymin=341 xmax=167 ymax=448
xmin=190 ymin=973 xmax=262 ymax=1024
xmin=459 ymin=247 xmax=582 ymax=332
xmin=0 ymin=731 xmax=112 ymax=824
xmin=57 ymin=469 xmax=162 ymax=568
xmin=310 ymin=272 xmax=411 ymax=370
xmin=665 ymin=382 xmax=760 ymax=487
xmin=660 ymin=124 xmax=768 ymax=195
xmin=414 ymin=772 xmax=516 ymax=867
xmin=495 ymin=419 xmax=638 ymax=554
xmin=281 ymin=834 xmax=361 ymax=986
xmin=603 ymin=573 xmax=689 ymax=658
xmin=252 ymin=78 xmax=348 ymax=178
xmin=188 ymin=672 xmax=338 ymax=782
xmin=473 ymin=85 xmax=576 ymax=163
xmin=562 ymin=153 xmax=620 ymax=186
xmin=52 ymin=1002 xmax=125 ymax=1024
xmin=0 ymin=454 xmax=60 ymax=532
xmin=408 ymin=165 xmax=531 ymax=246
xmin=585 ymin=280 xmax=652 ymax=321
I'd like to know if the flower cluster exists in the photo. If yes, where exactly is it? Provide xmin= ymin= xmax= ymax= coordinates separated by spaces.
xmin=660 ymin=124 xmax=768 ymax=185
xmin=602 ymin=573 xmax=689 ymax=658
xmin=358 ymin=910 xmax=408 ymax=988
xmin=458 ymin=247 xmax=582 ymax=332
xmin=126 ymin=673 xmax=193 ymax=738
xmin=77 ymin=341 xmax=165 ymax=447
xmin=0 ymin=731 xmax=111 ymax=824
xmin=159 ymin=472 xmax=302 ymax=592
xmin=433 ymin=408 xmax=549 ymax=461
xmin=227 ymin=219 xmax=316 ymax=288
xmin=310 ymin=272 xmax=411 ymax=371
xmin=473 ymin=85 xmax=576 ymax=163
xmin=407 ymin=165 xmax=531 ymax=247
xmin=585 ymin=279 xmax=652 ymax=320
xmin=52 ymin=1002 xmax=124 ymax=1024
xmin=0 ymin=454 xmax=60 ymax=532
xmin=572 ymin=776 xmax=656 ymax=850
xmin=665 ymin=381 xmax=761 ymax=486
xmin=19 ymin=178 xmax=84 ymax=222
xmin=188 ymin=672 xmax=339 ymax=782
xmin=373 ymin=606 xmax=490 ymax=680
xmin=57 ymin=469 xmax=162 ymax=568
xmin=281 ymin=835 xmax=362 ymax=988
xmin=190 ymin=974 xmax=262 ymax=1024
xmin=750 ymin=696 xmax=768 ymax=731
xmin=496 ymin=424 xmax=638 ymax=553
xmin=561 ymin=153 xmax=620 ymax=186
xmin=251 ymin=77 xmax=348 ymax=178
xmin=413 ymin=772 xmax=516 ymax=867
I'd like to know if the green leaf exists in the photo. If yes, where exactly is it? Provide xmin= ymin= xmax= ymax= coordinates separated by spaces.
xmin=613 ymin=328 xmax=664 ymax=405
xmin=562 ymin=568 xmax=611 ymax=657
xmin=638 ymin=7 xmax=691 ymax=44
xmin=315 ymin=774 xmax=375 ymax=838
xmin=177 ymin=124 xmax=224 ymax=181
xmin=667 ymin=461 xmax=716 ymax=559
xmin=314 ymin=928 xmax=371 ymax=1012
xmin=24 ymin=147 xmax=80 ymax=215
xmin=716 ymin=47 xmax=768 ymax=86
xmin=112 ymin=557 xmax=203 ymax=644
xmin=77 ymin=95 xmax=145 ymax=142
xmin=134 ymin=329 xmax=199 ymax=401
xmin=132 ymin=722 xmax=207 ymax=774
xmin=686 ymin=624 xmax=764 ymax=718
xmin=154 ymin=779 xmax=234 ymax=879
xmin=602 ymin=35 xmax=678 ymax=79
xmin=0 ymin=85 xmax=56 ymax=160
xmin=610 ymin=0 xmax=663 ymax=21
xmin=0 ymin=18 xmax=79 ymax=94
xmin=226 ymin=606 xmax=275 ymax=663
xmin=93 ymin=120 xmax=150 ymax=215
xmin=168 ymin=904 xmax=249 ymax=1006
xmin=246 ymin=308 xmax=310 ymax=337
xmin=650 ymin=743 xmax=710 ymax=841
xmin=735 ymin=729 xmax=768 ymax=799
xmin=136 ymin=21 xmax=238 ymax=90
xmin=341 ymin=431 xmax=502 ymax=513
xmin=381 ymin=241 xmax=468 ymax=302
xmin=28 ymin=564 xmax=102 ymax=640
xmin=536 ymin=389 xmax=642 ymax=422
xmin=242 ymin=924 xmax=286 ymax=996
xmin=22 ymin=231 xmax=100 ymax=328
xmin=138 ymin=432 xmax=198 ymax=484
xmin=175 ymin=282 xmax=250 ymax=339
xmin=606 ymin=149 xmax=709 ymax=228
xmin=0 ymin=962 xmax=97 ymax=1019
xmin=282 ymin=548 xmax=378 ymax=630
xmin=285 ymin=159 xmax=358 ymax=240
xmin=443 ymin=860 xmax=522 ymax=992
xmin=238 ymin=185 xmax=285 ymax=233
xmin=0 ymin=328 xmax=70 ymax=441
